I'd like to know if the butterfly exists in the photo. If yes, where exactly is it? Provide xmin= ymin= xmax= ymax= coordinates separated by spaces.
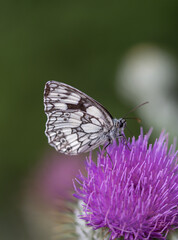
xmin=44 ymin=81 xmax=127 ymax=155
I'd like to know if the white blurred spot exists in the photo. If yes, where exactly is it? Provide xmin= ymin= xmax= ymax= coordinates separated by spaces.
xmin=116 ymin=44 xmax=178 ymax=137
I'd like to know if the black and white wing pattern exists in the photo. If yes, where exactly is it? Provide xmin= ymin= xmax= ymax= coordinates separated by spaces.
xmin=44 ymin=81 xmax=114 ymax=155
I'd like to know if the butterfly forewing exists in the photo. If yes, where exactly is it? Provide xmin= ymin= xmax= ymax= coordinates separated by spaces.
xmin=44 ymin=81 xmax=114 ymax=154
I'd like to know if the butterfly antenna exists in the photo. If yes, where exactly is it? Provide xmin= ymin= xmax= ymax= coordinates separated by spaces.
xmin=123 ymin=101 xmax=149 ymax=119
xmin=124 ymin=116 xmax=141 ymax=123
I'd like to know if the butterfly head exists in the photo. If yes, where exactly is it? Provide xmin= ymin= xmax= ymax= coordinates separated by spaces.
xmin=114 ymin=118 xmax=127 ymax=133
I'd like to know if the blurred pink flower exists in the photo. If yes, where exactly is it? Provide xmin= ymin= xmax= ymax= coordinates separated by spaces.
xmin=25 ymin=151 xmax=85 ymax=205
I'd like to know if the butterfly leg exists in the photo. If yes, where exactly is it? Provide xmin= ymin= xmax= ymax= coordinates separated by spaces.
xmin=104 ymin=137 xmax=112 ymax=150
xmin=118 ymin=133 xmax=130 ymax=150
xmin=103 ymin=138 xmax=114 ymax=168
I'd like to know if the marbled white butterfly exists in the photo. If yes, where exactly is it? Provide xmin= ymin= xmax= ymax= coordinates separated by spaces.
xmin=44 ymin=81 xmax=127 ymax=155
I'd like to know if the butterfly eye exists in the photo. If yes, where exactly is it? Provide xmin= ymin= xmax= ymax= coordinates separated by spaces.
xmin=119 ymin=122 xmax=123 ymax=128
xmin=119 ymin=119 xmax=126 ymax=129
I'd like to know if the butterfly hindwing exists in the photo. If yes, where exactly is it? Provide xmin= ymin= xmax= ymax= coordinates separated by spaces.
xmin=44 ymin=81 xmax=114 ymax=154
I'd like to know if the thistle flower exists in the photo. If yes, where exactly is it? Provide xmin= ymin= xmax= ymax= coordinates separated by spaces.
xmin=74 ymin=128 xmax=178 ymax=240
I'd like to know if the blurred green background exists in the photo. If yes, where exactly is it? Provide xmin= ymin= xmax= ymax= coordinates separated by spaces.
xmin=1 ymin=1 xmax=178 ymax=239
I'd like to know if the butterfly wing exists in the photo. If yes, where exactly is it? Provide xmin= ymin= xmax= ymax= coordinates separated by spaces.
xmin=44 ymin=81 xmax=113 ymax=154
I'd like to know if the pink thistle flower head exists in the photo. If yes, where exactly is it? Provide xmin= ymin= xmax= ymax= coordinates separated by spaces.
xmin=74 ymin=128 xmax=178 ymax=240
